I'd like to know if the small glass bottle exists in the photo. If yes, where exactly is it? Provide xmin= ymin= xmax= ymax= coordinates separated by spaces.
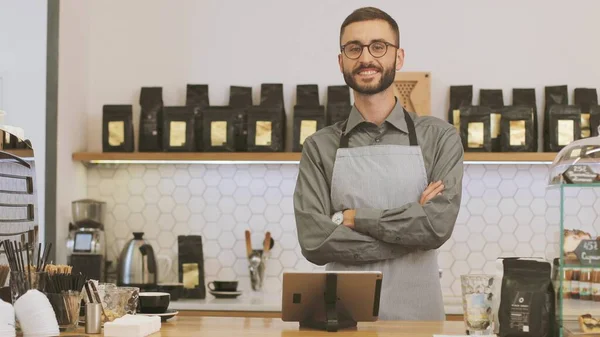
xmin=563 ymin=268 xmax=572 ymax=299
xmin=581 ymin=268 xmax=592 ymax=300
xmin=571 ymin=269 xmax=581 ymax=300
xmin=593 ymin=269 xmax=600 ymax=302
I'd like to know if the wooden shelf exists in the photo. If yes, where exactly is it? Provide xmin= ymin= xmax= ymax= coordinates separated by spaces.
xmin=463 ymin=152 xmax=556 ymax=163
xmin=72 ymin=152 xmax=557 ymax=164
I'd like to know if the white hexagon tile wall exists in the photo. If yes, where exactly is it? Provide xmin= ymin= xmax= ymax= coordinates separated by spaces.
xmin=86 ymin=163 xmax=600 ymax=302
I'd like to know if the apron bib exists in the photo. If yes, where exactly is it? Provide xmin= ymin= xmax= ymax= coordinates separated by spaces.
xmin=326 ymin=109 xmax=445 ymax=321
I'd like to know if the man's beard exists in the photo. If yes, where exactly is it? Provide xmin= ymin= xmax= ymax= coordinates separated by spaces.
xmin=343 ymin=61 xmax=396 ymax=95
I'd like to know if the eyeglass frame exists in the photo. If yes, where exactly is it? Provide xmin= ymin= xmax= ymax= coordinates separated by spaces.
xmin=340 ymin=40 xmax=400 ymax=60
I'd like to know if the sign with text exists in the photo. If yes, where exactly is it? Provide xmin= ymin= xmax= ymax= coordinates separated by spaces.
xmin=575 ymin=240 xmax=600 ymax=266
xmin=562 ymin=165 xmax=599 ymax=184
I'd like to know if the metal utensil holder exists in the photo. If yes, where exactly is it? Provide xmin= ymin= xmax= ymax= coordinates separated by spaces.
xmin=248 ymin=249 xmax=268 ymax=291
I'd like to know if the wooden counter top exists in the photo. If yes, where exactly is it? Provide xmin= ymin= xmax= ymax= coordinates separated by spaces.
xmin=61 ymin=316 xmax=467 ymax=336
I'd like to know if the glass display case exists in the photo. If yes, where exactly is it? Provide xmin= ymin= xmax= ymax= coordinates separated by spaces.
xmin=550 ymin=130 xmax=600 ymax=336
xmin=549 ymin=128 xmax=600 ymax=186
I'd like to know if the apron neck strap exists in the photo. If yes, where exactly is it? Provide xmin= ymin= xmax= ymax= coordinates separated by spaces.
xmin=339 ymin=109 xmax=418 ymax=148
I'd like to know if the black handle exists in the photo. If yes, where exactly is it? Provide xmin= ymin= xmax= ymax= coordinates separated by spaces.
xmin=139 ymin=244 xmax=157 ymax=274
xmin=0 ymin=150 xmax=31 ymax=169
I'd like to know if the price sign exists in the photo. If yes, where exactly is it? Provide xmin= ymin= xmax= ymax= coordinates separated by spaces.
xmin=575 ymin=240 xmax=600 ymax=266
xmin=562 ymin=165 xmax=599 ymax=184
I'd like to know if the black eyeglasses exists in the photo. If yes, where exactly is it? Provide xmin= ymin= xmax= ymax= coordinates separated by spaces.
xmin=341 ymin=41 xmax=399 ymax=60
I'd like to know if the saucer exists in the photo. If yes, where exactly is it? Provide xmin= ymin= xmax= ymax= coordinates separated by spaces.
xmin=138 ymin=309 xmax=179 ymax=322
xmin=209 ymin=290 xmax=242 ymax=299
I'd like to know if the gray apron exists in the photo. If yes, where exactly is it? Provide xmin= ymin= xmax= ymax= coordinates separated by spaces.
xmin=326 ymin=109 xmax=445 ymax=321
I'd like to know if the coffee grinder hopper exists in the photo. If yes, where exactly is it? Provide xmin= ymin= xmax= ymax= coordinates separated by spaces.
xmin=71 ymin=199 xmax=106 ymax=230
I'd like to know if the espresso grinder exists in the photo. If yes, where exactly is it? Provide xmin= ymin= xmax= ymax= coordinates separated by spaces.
xmin=66 ymin=199 xmax=107 ymax=281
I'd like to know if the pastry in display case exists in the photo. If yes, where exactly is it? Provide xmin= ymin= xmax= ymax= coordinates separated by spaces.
xmin=548 ymin=127 xmax=600 ymax=185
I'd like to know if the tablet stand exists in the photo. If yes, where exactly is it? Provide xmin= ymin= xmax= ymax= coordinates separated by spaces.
xmin=299 ymin=273 xmax=357 ymax=332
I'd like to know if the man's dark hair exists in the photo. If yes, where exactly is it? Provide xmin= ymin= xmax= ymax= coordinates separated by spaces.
xmin=340 ymin=7 xmax=400 ymax=46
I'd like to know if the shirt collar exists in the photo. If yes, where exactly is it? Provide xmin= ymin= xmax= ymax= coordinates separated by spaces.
xmin=343 ymin=98 xmax=408 ymax=135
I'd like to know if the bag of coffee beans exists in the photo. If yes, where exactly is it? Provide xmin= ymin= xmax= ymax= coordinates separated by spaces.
xmin=293 ymin=85 xmax=325 ymax=152
xmin=186 ymin=84 xmax=209 ymax=151
xmin=246 ymin=84 xmax=286 ymax=152
xmin=162 ymin=106 xmax=195 ymax=152
xmin=448 ymin=85 xmax=473 ymax=132
xmin=574 ymin=88 xmax=598 ymax=138
xmin=229 ymin=86 xmax=253 ymax=108
xmin=327 ymin=85 xmax=352 ymax=125
xmin=186 ymin=84 xmax=209 ymax=112
xmin=228 ymin=86 xmax=253 ymax=151
xmin=102 ymin=105 xmax=134 ymax=152
xmin=459 ymin=106 xmax=491 ymax=152
xmin=497 ymin=258 xmax=555 ymax=337
xmin=512 ymin=88 xmax=538 ymax=151
xmin=247 ymin=106 xmax=286 ymax=152
xmin=139 ymin=87 xmax=164 ymax=151
xmin=544 ymin=85 xmax=568 ymax=151
xmin=548 ymin=104 xmax=582 ymax=152
xmin=591 ymin=105 xmax=600 ymax=137
xmin=499 ymin=106 xmax=535 ymax=152
xmin=479 ymin=89 xmax=504 ymax=152
xmin=201 ymin=106 xmax=240 ymax=152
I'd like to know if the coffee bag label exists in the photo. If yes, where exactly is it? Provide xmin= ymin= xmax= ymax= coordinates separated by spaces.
xmin=509 ymin=291 xmax=532 ymax=332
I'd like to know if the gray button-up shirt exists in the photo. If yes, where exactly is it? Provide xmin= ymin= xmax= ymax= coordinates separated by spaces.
xmin=293 ymin=101 xmax=464 ymax=266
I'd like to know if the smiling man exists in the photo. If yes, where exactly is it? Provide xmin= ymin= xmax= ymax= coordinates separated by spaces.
xmin=293 ymin=7 xmax=464 ymax=320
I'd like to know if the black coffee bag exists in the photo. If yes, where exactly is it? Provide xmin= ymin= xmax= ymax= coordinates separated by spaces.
xmin=228 ymin=86 xmax=253 ymax=151
xmin=544 ymin=85 xmax=568 ymax=151
xmin=498 ymin=258 xmax=555 ymax=337
xmin=246 ymin=84 xmax=286 ymax=152
xmin=229 ymin=86 xmax=253 ymax=108
xmin=512 ymin=88 xmax=538 ymax=151
xmin=296 ymin=84 xmax=320 ymax=107
xmin=548 ymin=105 xmax=581 ymax=152
xmin=246 ymin=106 xmax=286 ymax=152
xmin=293 ymin=85 xmax=325 ymax=152
xmin=186 ymin=85 xmax=209 ymax=151
xmin=178 ymin=235 xmax=206 ymax=299
xmin=479 ymin=89 xmax=504 ymax=152
xmin=591 ymin=105 xmax=600 ymax=137
xmin=102 ymin=105 xmax=134 ymax=152
xmin=448 ymin=85 xmax=473 ymax=132
xmin=162 ymin=106 xmax=195 ymax=152
xmin=186 ymin=84 xmax=210 ymax=111
xmin=327 ymin=85 xmax=352 ymax=125
xmin=574 ymin=88 xmax=598 ymax=138
xmin=139 ymin=87 xmax=164 ymax=152
xmin=201 ymin=106 xmax=241 ymax=152
xmin=499 ymin=106 xmax=535 ymax=152
xmin=259 ymin=83 xmax=284 ymax=108
xmin=459 ymin=106 xmax=492 ymax=152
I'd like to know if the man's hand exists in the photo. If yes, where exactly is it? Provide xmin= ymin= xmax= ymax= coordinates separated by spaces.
xmin=342 ymin=209 xmax=356 ymax=229
xmin=420 ymin=181 xmax=444 ymax=205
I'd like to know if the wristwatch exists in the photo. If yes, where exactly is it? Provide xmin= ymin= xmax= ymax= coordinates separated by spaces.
xmin=331 ymin=211 xmax=343 ymax=225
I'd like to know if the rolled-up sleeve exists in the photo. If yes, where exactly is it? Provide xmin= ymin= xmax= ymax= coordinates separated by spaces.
xmin=353 ymin=126 xmax=464 ymax=249
xmin=294 ymin=137 xmax=414 ymax=266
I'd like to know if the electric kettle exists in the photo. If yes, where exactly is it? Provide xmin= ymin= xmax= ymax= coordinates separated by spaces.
xmin=117 ymin=232 xmax=158 ymax=288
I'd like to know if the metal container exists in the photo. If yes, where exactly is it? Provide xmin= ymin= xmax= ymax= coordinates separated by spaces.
xmin=117 ymin=232 xmax=158 ymax=287
xmin=85 ymin=303 xmax=102 ymax=334
xmin=72 ymin=199 xmax=106 ymax=230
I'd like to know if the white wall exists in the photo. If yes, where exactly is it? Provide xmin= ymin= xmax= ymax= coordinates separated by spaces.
xmin=75 ymin=0 xmax=600 ymax=152
xmin=55 ymin=0 xmax=600 ymax=302
xmin=0 ymin=0 xmax=47 ymax=237
xmin=55 ymin=1 xmax=90 ymax=263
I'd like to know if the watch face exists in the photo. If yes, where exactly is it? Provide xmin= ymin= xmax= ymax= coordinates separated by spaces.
xmin=332 ymin=212 xmax=343 ymax=225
